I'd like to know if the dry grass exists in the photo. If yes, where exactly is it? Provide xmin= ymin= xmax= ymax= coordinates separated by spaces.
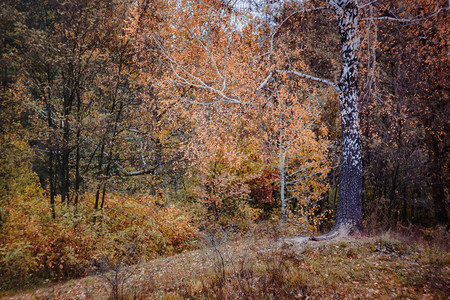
xmin=2 ymin=227 xmax=449 ymax=299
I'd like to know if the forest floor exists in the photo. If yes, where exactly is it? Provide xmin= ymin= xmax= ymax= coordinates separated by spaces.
xmin=2 ymin=230 xmax=449 ymax=299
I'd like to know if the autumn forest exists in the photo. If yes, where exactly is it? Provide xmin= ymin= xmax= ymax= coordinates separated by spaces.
xmin=0 ymin=0 xmax=448 ymax=298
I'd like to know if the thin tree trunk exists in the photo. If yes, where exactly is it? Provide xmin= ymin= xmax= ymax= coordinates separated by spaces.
xmin=93 ymin=140 xmax=105 ymax=223
xmin=100 ymin=183 xmax=107 ymax=210
xmin=100 ymin=149 xmax=116 ymax=210
xmin=74 ymin=130 xmax=80 ymax=205
xmin=46 ymin=99 xmax=56 ymax=219
xmin=74 ymin=92 xmax=81 ymax=206
xmin=49 ymin=146 xmax=56 ymax=219
xmin=60 ymin=112 xmax=72 ymax=204
xmin=280 ymin=149 xmax=287 ymax=225
xmin=97 ymin=42 xmax=128 ymax=212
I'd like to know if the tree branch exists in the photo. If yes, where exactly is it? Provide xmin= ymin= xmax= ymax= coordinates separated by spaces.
xmin=276 ymin=70 xmax=340 ymax=92
xmin=363 ymin=7 xmax=448 ymax=23
xmin=115 ymin=162 xmax=160 ymax=177
xmin=152 ymin=34 xmax=245 ymax=105
xmin=257 ymin=71 xmax=273 ymax=90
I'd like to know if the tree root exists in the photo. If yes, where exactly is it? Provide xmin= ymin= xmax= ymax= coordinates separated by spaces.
xmin=309 ymin=230 xmax=341 ymax=241
xmin=308 ymin=224 xmax=364 ymax=241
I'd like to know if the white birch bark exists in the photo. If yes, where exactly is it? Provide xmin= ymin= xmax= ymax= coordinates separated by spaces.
xmin=279 ymin=147 xmax=287 ymax=224
xmin=329 ymin=0 xmax=363 ymax=232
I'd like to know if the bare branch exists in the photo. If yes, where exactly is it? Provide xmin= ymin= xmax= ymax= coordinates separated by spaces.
xmin=115 ymin=162 xmax=160 ymax=176
xmin=152 ymin=34 xmax=245 ymax=105
xmin=358 ymin=1 xmax=378 ymax=9
xmin=276 ymin=69 xmax=340 ymax=92
xmin=363 ymin=7 xmax=448 ymax=23
xmin=257 ymin=71 xmax=273 ymax=90
xmin=180 ymin=97 xmax=219 ymax=105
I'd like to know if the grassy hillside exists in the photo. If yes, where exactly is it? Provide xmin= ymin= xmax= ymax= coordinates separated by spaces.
xmin=2 ymin=229 xmax=449 ymax=299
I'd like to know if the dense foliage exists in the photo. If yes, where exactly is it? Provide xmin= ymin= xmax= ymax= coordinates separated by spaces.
xmin=0 ymin=0 xmax=447 ymax=289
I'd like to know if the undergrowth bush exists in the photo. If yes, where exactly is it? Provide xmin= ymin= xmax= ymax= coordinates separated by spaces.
xmin=0 ymin=192 xmax=197 ymax=288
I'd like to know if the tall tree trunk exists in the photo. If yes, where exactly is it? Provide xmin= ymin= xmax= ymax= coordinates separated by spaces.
xmin=74 ymin=130 xmax=80 ymax=205
xmin=60 ymin=86 xmax=74 ymax=204
xmin=61 ymin=120 xmax=70 ymax=203
xmin=97 ymin=42 xmax=128 ymax=212
xmin=330 ymin=0 xmax=363 ymax=233
xmin=45 ymin=98 xmax=56 ymax=219
xmin=74 ymin=91 xmax=81 ymax=206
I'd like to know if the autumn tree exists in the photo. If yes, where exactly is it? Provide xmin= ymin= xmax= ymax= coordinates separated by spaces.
xmin=0 ymin=1 xmax=48 ymax=223
xmin=12 ymin=0 xmax=121 ymax=214
xmin=254 ymin=0 xmax=364 ymax=237
xmin=128 ymin=0 xmax=332 ymax=231
xmin=149 ymin=0 xmax=364 ymax=235
xmin=8 ymin=0 xmax=169 ymax=220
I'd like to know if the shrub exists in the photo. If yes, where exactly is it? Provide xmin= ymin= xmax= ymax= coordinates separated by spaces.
xmin=0 ymin=193 xmax=197 ymax=288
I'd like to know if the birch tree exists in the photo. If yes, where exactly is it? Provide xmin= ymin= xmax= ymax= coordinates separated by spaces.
xmin=265 ymin=0 xmax=447 ymax=236
xmin=252 ymin=0 xmax=365 ymax=236
xmin=132 ymin=0 xmax=448 ymax=236
xmin=322 ymin=0 xmax=363 ymax=236
xmin=131 ymin=0 xmax=356 ymax=234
